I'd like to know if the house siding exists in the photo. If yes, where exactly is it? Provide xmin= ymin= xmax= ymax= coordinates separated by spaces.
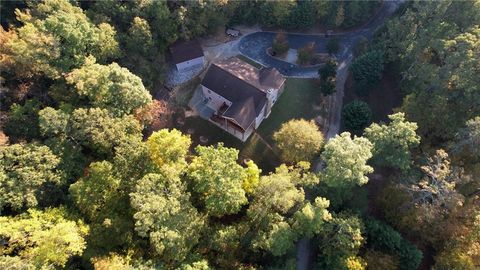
xmin=176 ymin=56 xmax=205 ymax=71
xmin=202 ymin=85 xmax=232 ymax=111
xmin=255 ymin=104 xmax=266 ymax=129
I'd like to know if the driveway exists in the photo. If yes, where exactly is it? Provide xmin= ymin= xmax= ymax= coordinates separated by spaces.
xmin=238 ymin=0 xmax=403 ymax=79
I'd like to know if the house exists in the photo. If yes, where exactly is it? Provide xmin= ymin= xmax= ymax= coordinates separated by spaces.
xmin=226 ymin=28 xmax=240 ymax=37
xmin=200 ymin=57 xmax=286 ymax=141
xmin=170 ymin=39 xmax=205 ymax=71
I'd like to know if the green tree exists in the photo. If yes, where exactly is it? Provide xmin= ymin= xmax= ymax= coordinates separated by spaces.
xmin=0 ymin=143 xmax=61 ymax=211
xmin=326 ymin=37 xmax=340 ymax=54
xmin=291 ymin=197 xmax=332 ymax=238
xmin=188 ymin=144 xmax=248 ymax=217
xmin=2 ymin=0 xmax=119 ymax=78
xmin=273 ymin=119 xmax=324 ymax=163
xmin=131 ymin=173 xmax=204 ymax=264
xmin=272 ymin=32 xmax=289 ymax=56
xmin=69 ymin=108 xmax=142 ymax=156
xmin=69 ymin=161 xmax=120 ymax=221
xmin=297 ymin=42 xmax=316 ymax=65
xmin=247 ymin=164 xmax=321 ymax=256
xmin=321 ymin=132 xmax=373 ymax=205
xmin=319 ymin=60 xmax=337 ymax=79
xmin=342 ymin=100 xmax=372 ymax=134
xmin=66 ymin=59 xmax=152 ymax=117
xmin=38 ymin=107 xmax=70 ymax=137
xmin=0 ymin=208 xmax=88 ymax=268
xmin=452 ymin=116 xmax=480 ymax=161
xmin=125 ymin=17 xmax=154 ymax=56
xmin=4 ymin=100 xmax=41 ymax=141
xmin=146 ymin=129 xmax=191 ymax=171
xmin=316 ymin=213 xmax=365 ymax=269
xmin=350 ymin=50 xmax=384 ymax=96
xmin=364 ymin=113 xmax=420 ymax=171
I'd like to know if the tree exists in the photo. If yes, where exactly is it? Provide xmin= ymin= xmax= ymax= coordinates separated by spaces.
xmin=404 ymin=150 xmax=465 ymax=222
xmin=316 ymin=213 xmax=365 ymax=269
xmin=291 ymin=197 xmax=332 ymax=238
xmin=326 ymin=37 xmax=340 ymax=54
xmin=146 ymin=129 xmax=191 ymax=171
xmin=273 ymin=119 xmax=324 ymax=163
xmin=364 ymin=218 xmax=423 ymax=270
xmin=320 ymin=76 xmax=336 ymax=96
xmin=321 ymin=132 xmax=373 ymax=204
xmin=297 ymin=42 xmax=316 ymax=65
xmin=0 ymin=208 xmax=88 ymax=268
xmin=125 ymin=17 xmax=154 ymax=56
xmin=247 ymin=164 xmax=321 ymax=256
xmin=69 ymin=108 xmax=142 ymax=156
xmin=272 ymin=32 xmax=289 ymax=56
xmin=131 ymin=173 xmax=204 ymax=264
xmin=4 ymin=99 xmax=41 ymax=141
xmin=2 ymin=0 xmax=119 ymax=79
xmin=188 ymin=144 xmax=248 ymax=217
xmin=69 ymin=161 xmax=120 ymax=221
xmin=243 ymin=160 xmax=261 ymax=194
xmin=382 ymin=1 xmax=480 ymax=141
xmin=364 ymin=113 xmax=420 ymax=171
xmin=452 ymin=116 xmax=480 ymax=161
xmin=0 ymin=143 xmax=61 ymax=211
xmin=319 ymin=60 xmax=337 ymax=79
xmin=319 ymin=60 xmax=337 ymax=96
xmin=350 ymin=50 xmax=384 ymax=96
xmin=342 ymin=100 xmax=372 ymax=134
xmin=38 ymin=107 xmax=70 ymax=137
xmin=66 ymin=59 xmax=152 ymax=117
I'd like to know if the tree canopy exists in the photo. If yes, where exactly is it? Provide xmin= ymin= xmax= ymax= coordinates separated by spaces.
xmin=273 ymin=119 xmax=324 ymax=163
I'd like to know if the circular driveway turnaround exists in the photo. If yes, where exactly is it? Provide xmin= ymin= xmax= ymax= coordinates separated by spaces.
xmin=239 ymin=32 xmax=344 ymax=77
xmin=238 ymin=0 xmax=403 ymax=78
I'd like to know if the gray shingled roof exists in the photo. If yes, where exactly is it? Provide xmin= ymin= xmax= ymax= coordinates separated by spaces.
xmin=170 ymin=40 xmax=204 ymax=64
xmin=201 ymin=64 xmax=267 ymax=130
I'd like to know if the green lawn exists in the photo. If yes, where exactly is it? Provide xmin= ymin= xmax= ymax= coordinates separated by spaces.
xmin=179 ymin=78 xmax=322 ymax=172
xmin=257 ymin=78 xmax=321 ymax=143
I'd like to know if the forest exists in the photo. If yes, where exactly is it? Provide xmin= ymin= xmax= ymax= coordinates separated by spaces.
xmin=0 ymin=1 xmax=479 ymax=270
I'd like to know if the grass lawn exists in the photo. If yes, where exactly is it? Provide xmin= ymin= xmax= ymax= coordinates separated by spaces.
xmin=257 ymin=78 xmax=323 ymax=143
xmin=178 ymin=78 xmax=323 ymax=173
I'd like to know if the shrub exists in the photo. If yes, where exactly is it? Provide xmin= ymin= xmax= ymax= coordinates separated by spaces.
xmin=326 ymin=37 xmax=340 ymax=54
xmin=272 ymin=32 xmax=289 ymax=56
xmin=297 ymin=42 xmax=316 ymax=65
xmin=341 ymin=100 xmax=372 ymax=134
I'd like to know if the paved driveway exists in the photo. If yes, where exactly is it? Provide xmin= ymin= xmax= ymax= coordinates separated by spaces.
xmin=238 ymin=0 xmax=403 ymax=78
xmin=239 ymin=32 xmax=346 ymax=77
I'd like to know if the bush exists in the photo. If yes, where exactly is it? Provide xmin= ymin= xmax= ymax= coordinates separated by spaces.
xmin=341 ymin=100 xmax=372 ymax=134
xmin=272 ymin=32 xmax=289 ymax=55
xmin=326 ymin=37 xmax=340 ymax=54
xmin=297 ymin=42 xmax=316 ymax=65
xmin=365 ymin=218 xmax=423 ymax=270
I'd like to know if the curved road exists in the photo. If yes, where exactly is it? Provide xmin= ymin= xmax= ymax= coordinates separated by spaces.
xmin=238 ymin=1 xmax=405 ymax=269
